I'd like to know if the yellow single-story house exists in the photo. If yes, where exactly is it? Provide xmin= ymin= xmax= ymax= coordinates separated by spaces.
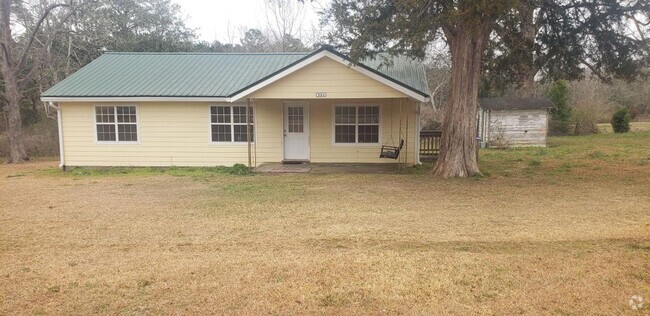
xmin=41 ymin=47 xmax=430 ymax=168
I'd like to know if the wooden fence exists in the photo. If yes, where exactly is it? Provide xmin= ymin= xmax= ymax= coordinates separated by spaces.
xmin=420 ymin=130 xmax=442 ymax=158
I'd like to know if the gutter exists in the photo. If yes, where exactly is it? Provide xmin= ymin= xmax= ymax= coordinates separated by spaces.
xmin=41 ymin=96 xmax=230 ymax=103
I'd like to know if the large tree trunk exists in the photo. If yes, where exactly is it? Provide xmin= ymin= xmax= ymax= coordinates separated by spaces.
xmin=2 ymin=68 xmax=28 ymax=163
xmin=1 ymin=0 xmax=28 ymax=163
xmin=433 ymin=23 xmax=490 ymax=178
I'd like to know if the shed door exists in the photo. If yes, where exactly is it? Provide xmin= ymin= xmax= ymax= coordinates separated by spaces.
xmin=283 ymin=102 xmax=310 ymax=161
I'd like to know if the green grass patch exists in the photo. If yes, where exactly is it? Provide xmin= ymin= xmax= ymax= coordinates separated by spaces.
xmin=479 ymin=131 xmax=650 ymax=178
xmin=39 ymin=163 xmax=252 ymax=178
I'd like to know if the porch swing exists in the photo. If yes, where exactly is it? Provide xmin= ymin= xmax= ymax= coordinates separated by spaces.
xmin=379 ymin=138 xmax=404 ymax=159
xmin=379 ymin=100 xmax=406 ymax=160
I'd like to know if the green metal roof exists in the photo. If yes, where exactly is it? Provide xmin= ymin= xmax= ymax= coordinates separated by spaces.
xmin=42 ymin=47 xmax=429 ymax=98
xmin=362 ymin=55 xmax=430 ymax=97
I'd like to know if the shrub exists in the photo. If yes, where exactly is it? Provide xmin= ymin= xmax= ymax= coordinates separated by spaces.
xmin=610 ymin=108 xmax=631 ymax=133
xmin=547 ymin=80 xmax=572 ymax=133
xmin=226 ymin=163 xmax=252 ymax=175
xmin=211 ymin=163 xmax=252 ymax=175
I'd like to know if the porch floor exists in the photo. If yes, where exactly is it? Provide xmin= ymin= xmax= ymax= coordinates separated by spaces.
xmin=255 ymin=162 xmax=402 ymax=174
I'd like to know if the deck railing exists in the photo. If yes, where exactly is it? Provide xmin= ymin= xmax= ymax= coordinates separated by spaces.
xmin=420 ymin=130 xmax=442 ymax=158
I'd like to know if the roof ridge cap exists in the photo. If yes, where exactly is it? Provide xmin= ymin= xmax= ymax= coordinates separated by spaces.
xmin=102 ymin=51 xmax=311 ymax=56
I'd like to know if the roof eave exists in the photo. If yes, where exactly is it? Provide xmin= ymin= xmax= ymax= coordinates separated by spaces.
xmin=40 ymin=96 xmax=231 ymax=103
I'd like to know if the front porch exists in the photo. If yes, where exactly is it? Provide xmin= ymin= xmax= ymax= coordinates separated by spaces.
xmin=255 ymin=162 xmax=403 ymax=174
xmin=243 ymin=97 xmax=420 ymax=167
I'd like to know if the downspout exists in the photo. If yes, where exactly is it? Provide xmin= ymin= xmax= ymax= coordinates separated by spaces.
xmin=415 ymin=101 xmax=421 ymax=164
xmin=246 ymin=98 xmax=252 ymax=170
xmin=253 ymin=99 xmax=257 ymax=167
xmin=50 ymin=102 xmax=65 ymax=170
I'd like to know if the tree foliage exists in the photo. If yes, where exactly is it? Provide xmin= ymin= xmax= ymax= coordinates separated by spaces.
xmin=192 ymin=31 xmax=310 ymax=53
xmin=483 ymin=0 xmax=650 ymax=95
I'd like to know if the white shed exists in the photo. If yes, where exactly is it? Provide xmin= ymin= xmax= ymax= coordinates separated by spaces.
xmin=478 ymin=98 xmax=555 ymax=148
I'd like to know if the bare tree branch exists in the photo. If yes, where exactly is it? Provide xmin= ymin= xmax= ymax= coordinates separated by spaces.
xmin=16 ymin=2 xmax=75 ymax=71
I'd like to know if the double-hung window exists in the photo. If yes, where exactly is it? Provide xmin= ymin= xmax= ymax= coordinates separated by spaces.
xmin=334 ymin=105 xmax=380 ymax=144
xmin=95 ymin=105 xmax=138 ymax=142
xmin=210 ymin=105 xmax=254 ymax=143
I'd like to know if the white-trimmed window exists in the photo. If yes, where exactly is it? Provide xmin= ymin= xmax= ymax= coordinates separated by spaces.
xmin=210 ymin=105 xmax=254 ymax=142
xmin=95 ymin=105 xmax=138 ymax=142
xmin=334 ymin=105 xmax=380 ymax=143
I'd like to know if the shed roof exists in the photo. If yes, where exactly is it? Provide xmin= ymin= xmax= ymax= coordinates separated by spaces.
xmin=42 ymin=47 xmax=429 ymax=100
xmin=479 ymin=98 xmax=555 ymax=111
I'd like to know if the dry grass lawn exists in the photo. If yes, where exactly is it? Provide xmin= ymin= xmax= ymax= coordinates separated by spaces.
xmin=1 ymin=132 xmax=649 ymax=315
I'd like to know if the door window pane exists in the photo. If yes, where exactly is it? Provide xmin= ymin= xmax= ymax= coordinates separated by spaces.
xmin=288 ymin=106 xmax=304 ymax=133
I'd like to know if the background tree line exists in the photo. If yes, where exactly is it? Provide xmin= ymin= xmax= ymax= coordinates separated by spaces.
xmin=0 ymin=0 xmax=313 ymax=161
xmin=421 ymin=47 xmax=650 ymax=135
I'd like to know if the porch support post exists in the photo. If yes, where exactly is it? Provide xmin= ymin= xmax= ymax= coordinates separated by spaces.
xmin=405 ymin=98 xmax=409 ymax=170
xmin=247 ymin=98 xmax=252 ymax=170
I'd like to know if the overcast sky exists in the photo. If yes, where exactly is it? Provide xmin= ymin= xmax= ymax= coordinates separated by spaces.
xmin=173 ymin=0 xmax=330 ymax=43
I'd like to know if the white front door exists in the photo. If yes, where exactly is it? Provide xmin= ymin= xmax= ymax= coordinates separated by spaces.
xmin=283 ymin=102 xmax=310 ymax=161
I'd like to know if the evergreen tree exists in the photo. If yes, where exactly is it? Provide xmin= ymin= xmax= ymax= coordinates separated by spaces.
xmin=546 ymin=80 xmax=572 ymax=133
xmin=611 ymin=108 xmax=631 ymax=133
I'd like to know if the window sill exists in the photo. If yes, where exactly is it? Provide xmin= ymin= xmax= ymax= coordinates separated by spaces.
xmin=94 ymin=141 xmax=141 ymax=145
xmin=332 ymin=142 xmax=381 ymax=147
xmin=209 ymin=142 xmax=255 ymax=146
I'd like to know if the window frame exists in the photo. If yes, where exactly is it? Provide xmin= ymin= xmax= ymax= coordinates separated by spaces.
xmin=93 ymin=104 xmax=140 ymax=144
xmin=209 ymin=104 xmax=255 ymax=144
xmin=332 ymin=104 xmax=381 ymax=146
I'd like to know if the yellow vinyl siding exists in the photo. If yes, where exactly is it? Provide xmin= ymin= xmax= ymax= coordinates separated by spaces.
xmin=60 ymin=102 xmax=282 ymax=167
xmin=250 ymin=57 xmax=406 ymax=99
xmin=309 ymin=99 xmax=418 ymax=165
xmin=60 ymin=98 xmax=419 ymax=167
